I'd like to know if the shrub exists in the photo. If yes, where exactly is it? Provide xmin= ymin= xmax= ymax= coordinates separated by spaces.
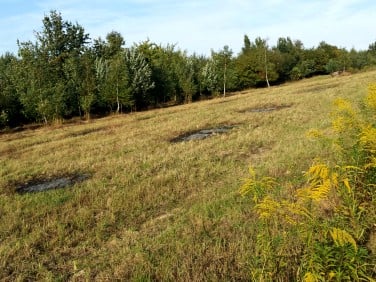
xmin=240 ymin=84 xmax=376 ymax=281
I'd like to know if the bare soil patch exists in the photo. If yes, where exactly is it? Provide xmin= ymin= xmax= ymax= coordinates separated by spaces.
xmin=66 ymin=127 xmax=105 ymax=138
xmin=238 ymin=103 xmax=292 ymax=113
xmin=303 ymin=83 xmax=341 ymax=93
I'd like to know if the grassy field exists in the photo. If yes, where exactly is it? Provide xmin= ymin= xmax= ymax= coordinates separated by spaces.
xmin=1 ymin=71 xmax=375 ymax=280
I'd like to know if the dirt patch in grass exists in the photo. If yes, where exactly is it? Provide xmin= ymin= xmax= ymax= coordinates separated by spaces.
xmin=290 ymin=82 xmax=341 ymax=95
xmin=13 ymin=173 xmax=91 ymax=194
xmin=66 ymin=127 xmax=106 ymax=138
xmin=141 ymin=208 xmax=181 ymax=232
xmin=302 ymin=83 xmax=341 ymax=93
xmin=0 ymin=145 xmax=18 ymax=158
xmin=136 ymin=115 xmax=156 ymax=121
xmin=1 ymin=138 xmax=53 ymax=159
xmin=170 ymin=125 xmax=235 ymax=143
xmin=0 ymin=124 xmax=43 ymax=136
xmin=238 ymin=103 xmax=292 ymax=113
xmin=214 ymin=99 xmax=232 ymax=104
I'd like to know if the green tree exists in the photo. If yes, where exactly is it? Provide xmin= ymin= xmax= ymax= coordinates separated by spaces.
xmin=191 ymin=54 xmax=207 ymax=98
xmin=104 ymin=52 xmax=131 ymax=113
xmin=17 ymin=10 xmax=90 ymax=122
xmin=349 ymin=49 xmax=368 ymax=70
xmin=290 ymin=59 xmax=316 ymax=80
xmin=214 ymin=45 xmax=233 ymax=97
xmin=273 ymin=37 xmax=302 ymax=82
xmin=0 ymin=53 xmax=22 ymax=127
xmin=93 ymin=31 xmax=127 ymax=113
xmin=17 ymin=41 xmax=53 ymax=123
xmin=337 ymin=48 xmax=350 ymax=72
xmin=105 ymin=31 xmax=125 ymax=58
xmin=94 ymin=57 xmax=108 ymax=110
xmin=124 ymin=47 xmax=154 ymax=110
xmin=235 ymin=36 xmax=278 ymax=89
xmin=325 ymin=58 xmax=341 ymax=74
xmin=242 ymin=35 xmax=251 ymax=54
xmin=176 ymin=52 xmax=197 ymax=103
xmin=64 ymin=50 xmax=97 ymax=119
xmin=367 ymin=50 xmax=376 ymax=66
xmin=368 ymin=41 xmax=376 ymax=55
xmin=312 ymin=41 xmax=341 ymax=74
xmin=202 ymin=57 xmax=220 ymax=95
xmin=135 ymin=41 xmax=178 ymax=105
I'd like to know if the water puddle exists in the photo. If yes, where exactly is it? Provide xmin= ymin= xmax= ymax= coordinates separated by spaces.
xmin=171 ymin=126 xmax=235 ymax=143
xmin=15 ymin=173 xmax=90 ymax=194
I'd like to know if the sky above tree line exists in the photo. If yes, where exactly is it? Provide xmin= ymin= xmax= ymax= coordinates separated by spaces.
xmin=0 ymin=0 xmax=375 ymax=56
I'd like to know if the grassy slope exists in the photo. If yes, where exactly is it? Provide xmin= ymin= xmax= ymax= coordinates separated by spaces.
xmin=0 ymin=71 xmax=375 ymax=280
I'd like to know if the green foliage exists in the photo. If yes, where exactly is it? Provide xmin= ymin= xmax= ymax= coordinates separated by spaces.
xmin=273 ymin=37 xmax=302 ymax=81
xmin=135 ymin=41 xmax=181 ymax=105
xmin=3 ymin=11 xmax=376 ymax=127
xmin=16 ymin=10 xmax=90 ymax=123
xmin=176 ymin=53 xmax=197 ymax=103
xmin=241 ymin=85 xmax=376 ymax=280
xmin=104 ymin=31 xmax=125 ymax=58
xmin=290 ymin=59 xmax=316 ymax=80
xmin=103 ymin=52 xmax=131 ymax=112
xmin=124 ymin=47 xmax=155 ymax=109
xmin=0 ymin=110 xmax=8 ymax=127
xmin=236 ymin=36 xmax=279 ymax=88
xmin=201 ymin=57 xmax=220 ymax=94
xmin=0 ymin=53 xmax=22 ymax=127
xmin=211 ymin=45 xmax=234 ymax=96
xmin=325 ymin=59 xmax=341 ymax=74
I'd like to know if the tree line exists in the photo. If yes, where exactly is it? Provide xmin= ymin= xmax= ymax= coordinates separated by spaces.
xmin=1 ymin=11 xmax=376 ymax=128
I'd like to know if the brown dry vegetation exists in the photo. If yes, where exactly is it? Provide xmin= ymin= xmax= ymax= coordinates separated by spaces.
xmin=0 ymin=71 xmax=375 ymax=280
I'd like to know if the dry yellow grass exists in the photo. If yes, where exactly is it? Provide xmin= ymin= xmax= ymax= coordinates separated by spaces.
xmin=0 ymin=71 xmax=375 ymax=280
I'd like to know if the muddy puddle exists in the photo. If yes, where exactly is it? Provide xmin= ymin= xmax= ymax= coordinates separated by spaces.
xmin=15 ymin=173 xmax=90 ymax=194
xmin=171 ymin=125 xmax=235 ymax=142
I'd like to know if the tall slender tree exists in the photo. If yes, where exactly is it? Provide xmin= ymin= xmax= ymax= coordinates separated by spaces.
xmin=104 ymin=52 xmax=130 ymax=113
xmin=124 ymin=47 xmax=154 ymax=110
xmin=221 ymin=45 xmax=233 ymax=96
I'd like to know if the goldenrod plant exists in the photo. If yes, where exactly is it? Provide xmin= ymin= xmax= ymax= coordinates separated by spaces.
xmin=241 ymin=84 xmax=376 ymax=281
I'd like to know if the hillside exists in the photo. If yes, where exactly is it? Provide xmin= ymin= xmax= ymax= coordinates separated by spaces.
xmin=1 ymin=71 xmax=375 ymax=280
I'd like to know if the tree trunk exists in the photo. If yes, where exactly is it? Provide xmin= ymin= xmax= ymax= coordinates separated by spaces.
xmin=265 ymin=48 xmax=270 ymax=88
xmin=223 ymin=58 xmax=227 ymax=97
xmin=116 ymin=80 xmax=120 ymax=113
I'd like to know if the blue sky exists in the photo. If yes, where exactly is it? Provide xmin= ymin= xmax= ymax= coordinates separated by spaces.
xmin=0 ymin=0 xmax=375 ymax=56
